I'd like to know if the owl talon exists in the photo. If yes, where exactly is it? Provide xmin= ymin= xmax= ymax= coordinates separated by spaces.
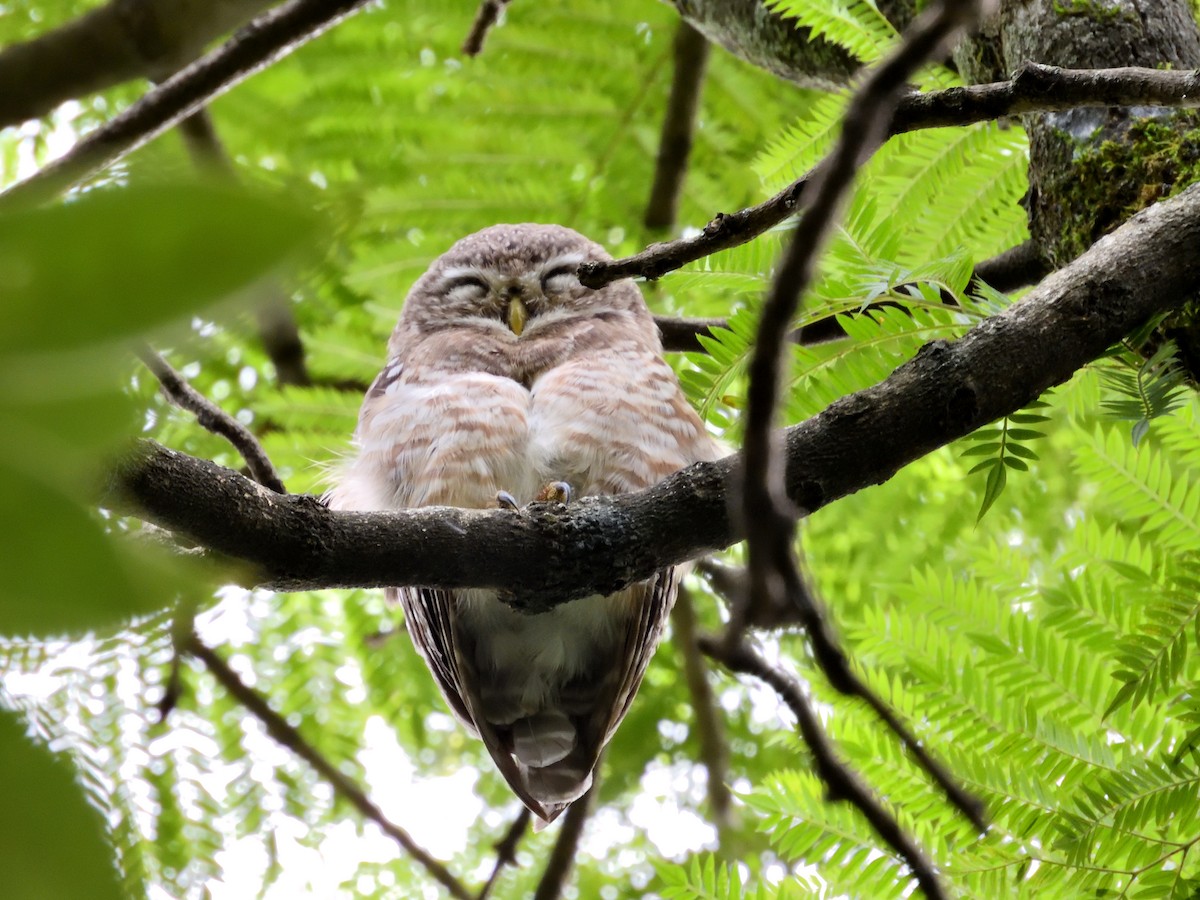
xmin=535 ymin=481 xmax=572 ymax=505
xmin=496 ymin=490 xmax=520 ymax=511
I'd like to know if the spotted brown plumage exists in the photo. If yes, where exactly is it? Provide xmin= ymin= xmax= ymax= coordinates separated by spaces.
xmin=327 ymin=223 xmax=723 ymax=824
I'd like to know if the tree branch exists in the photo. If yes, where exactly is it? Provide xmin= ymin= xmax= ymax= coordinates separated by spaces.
xmin=733 ymin=4 xmax=985 ymax=892
xmin=0 ymin=0 xmax=280 ymax=129
xmin=104 ymin=181 xmax=1200 ymax=605
xmin=461 ymin=0 xmax=512 ymax=57
xmin=139 ymin=347 xmax=287 ymax=494
xmin=643 ymin=21 xmax=710 ymax=231
xmin=579 ymin=62 xmax=1200 ymax=290
xmin=670 ymin=585 xmax=734 ymax=838
xmin=187 ymin=635 xmax=473 ymax=900
xmin=476 ymin=809 xmax=529 ymax=900
xmin=652 ymin=235 xmax=1051 ymax=354
xmin=0 ymin=0 xmax=373 ymax=209
xmin=971 ymin=238 xmax=1050 ymax=293
xmin=532 ymin=783 xmax=594 ymax=900
xmin=699 ymin=637 xmax=935 ymax=894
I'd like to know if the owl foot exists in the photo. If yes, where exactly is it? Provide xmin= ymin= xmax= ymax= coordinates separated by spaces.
xmin=535 ymin=481 xmax=572 ymax=505
xmin=496 ymin=483 xmax=571 ymax=511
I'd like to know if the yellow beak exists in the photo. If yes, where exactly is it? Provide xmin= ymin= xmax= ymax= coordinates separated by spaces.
xmin=507 ymin=297 xmax=527 ymax=336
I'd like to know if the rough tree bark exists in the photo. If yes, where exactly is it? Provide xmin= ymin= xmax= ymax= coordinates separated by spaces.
xmin=1000 ymin=0 xmax=1200 ymax=376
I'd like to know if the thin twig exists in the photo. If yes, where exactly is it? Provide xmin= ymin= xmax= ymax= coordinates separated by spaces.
xmin=652 ymin=238 xmax=1050 ymax=353
xmin=697 ymin=558 xmax=804 ymax=629
xmin=736 ymin=3 xmax=986 ymax=896
xmin=644 ymin=20 xmax=710 ymax=231
xmin=188 ymin=636 xmax=473 ymax=900
xmin=579 ymin=63 xmax=1200 ymax=290
xmin=155 ymin=598 xmax=198 ymax=721
xmin=139 ymin=347 xmax=287 ymax=494
xmin=532 ymin=784 xmax=595 ymax=900
xmin=699 ymin=637 xmax=938 ymax=893
xmin=670 ymin=584 xmax=734 ymax=839
xmin=461 ymin=0 xmax=512 ymax=57
xmin=0 ymin=0 xmax=373 ymax=208
xmin=476 ymin=809 xmax=530 ymax=900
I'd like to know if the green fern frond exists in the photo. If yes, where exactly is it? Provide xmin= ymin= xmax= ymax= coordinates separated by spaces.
xmin=753 ymin=91 xmax=849 ymax=189
xmin=764 ymin=0 xmax=898 ymax=63
xmin=1076 ymin=425 xmax=1200 ymax=553
xmin=1105 ymin=556 xmax=1200 ymax=716
xmin=960 ymin=399 xmax=1051 ymax=521
xmin=1099 ymin=340 xmax=1191 ymax=446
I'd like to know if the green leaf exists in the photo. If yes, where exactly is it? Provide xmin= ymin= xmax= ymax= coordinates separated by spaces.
xmin=0 ymin=711 xmax=125 ymax=900
xmin=977 ymin=459 xmax=1008 ymax=522
xmin=0 ymin=459 xmax=179 ymax=636
xmin=0 ymin=181 xmax=320 ymax=353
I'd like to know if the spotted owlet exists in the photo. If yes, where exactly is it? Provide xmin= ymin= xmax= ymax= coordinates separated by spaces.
xmin=327 ymin=223 xmax=723 ymax=824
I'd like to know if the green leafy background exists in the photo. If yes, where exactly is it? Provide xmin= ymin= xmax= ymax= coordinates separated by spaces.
xmin=2 ymin=0 xmax=1199 ymax=898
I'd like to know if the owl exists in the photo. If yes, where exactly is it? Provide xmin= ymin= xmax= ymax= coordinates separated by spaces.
xmin=327 ymin=224 xmax=724 ymax=824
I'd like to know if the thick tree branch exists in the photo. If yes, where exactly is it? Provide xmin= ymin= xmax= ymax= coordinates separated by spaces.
xmin=579 ymin=62 xmax=1200 ymax=290
xmin=139 ymin=347 xmax=287 ymax=494
xmin=0 ymin=0 xmax=281 ymax=129
xmin=971 ymin=238 xmax=1050 ymax=293
xmin=0 ymin=0 xmax=373 ymax=208
xmin=644 ymin=21 xmax=710 ymax=231
xmin=105 ymin=182 xmax=1200 ymax=605
xmin=188 ymin=635 xmax=473 ymax=900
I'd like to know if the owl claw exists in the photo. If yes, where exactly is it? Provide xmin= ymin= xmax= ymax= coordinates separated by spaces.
xmin=535 ymin=481 xmax=572 ymax=505
xmin=496 ymin=490 xmax=520 ymax=511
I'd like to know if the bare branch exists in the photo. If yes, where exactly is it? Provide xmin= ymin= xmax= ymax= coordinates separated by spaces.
xmin=579 ymin=63 xmax=1200 ymax=290
xmin=0 ymin=0 xmax=280 ymax=129
xmin=644 ymin=21 xmax=710 ymax=231
xmin=889 ymin=61 xmax=1200 ymax=133
xmin=532 ymin=783 xmax=594 ymax=900
xmin=653 ymin=239 xmax=1052 ymax=353
xmin=476 ymin=809 xmax=530 ymax=900
xmin=0 ymin=0 xmax=373 ymax=209
xmin=699 ymin=637 xmax=940 ymax=896
xmin=670 ymin=584 xmax=734 ymax=837
xmin=139 ymin=347 xmax=287 ymax=494
xmin=461 ymin=0 xmax=512 ymax=57
xmin=105 ymin=181 xmax=1200 ymax=606
xmin=188 ymin=635 xmax=473 ymax=900
xmin=732 ymin=6 xmax=987 ymax=890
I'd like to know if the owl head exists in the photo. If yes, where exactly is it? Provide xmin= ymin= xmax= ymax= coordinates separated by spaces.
xmin=394 ymin=224 xmax=651 ymax=343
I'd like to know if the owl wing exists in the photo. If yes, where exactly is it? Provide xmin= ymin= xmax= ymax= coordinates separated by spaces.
xmin=400 ymin=583 xmax=581 ymax=823
xmin=393 ymin=587 xmax=475 ymax=728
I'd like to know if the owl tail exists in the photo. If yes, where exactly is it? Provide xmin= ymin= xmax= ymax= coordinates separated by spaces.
xmin=511 ymin=710 xmax=594 ymax=808
xmin=473 ymin=708 xmax=597 ymax=826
